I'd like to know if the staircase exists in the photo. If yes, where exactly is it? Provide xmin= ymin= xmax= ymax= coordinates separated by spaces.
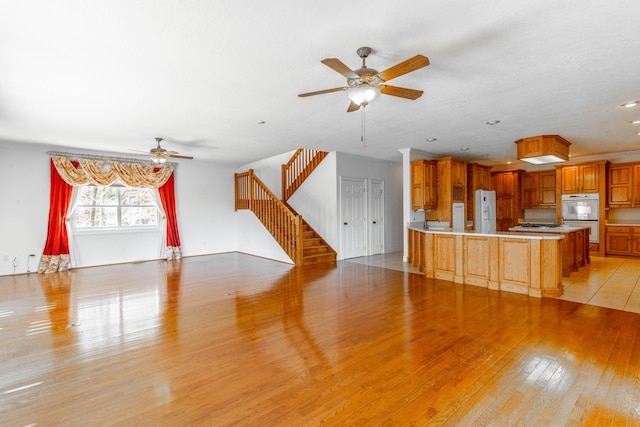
xmin=235 ymin=165 xmax=336 ymax=266
xmin=295 ymin=208 xmax=335 ymax=265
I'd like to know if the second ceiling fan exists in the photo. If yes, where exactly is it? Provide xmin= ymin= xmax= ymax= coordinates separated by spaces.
xmin=298 ymin=47 xmax=430 ymax=112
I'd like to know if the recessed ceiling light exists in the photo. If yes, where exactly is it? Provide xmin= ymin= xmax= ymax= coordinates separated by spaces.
xmin=425 ymin=138 xmax=437 ymax=142
xmin=621 ymin=101 xmax=638 ymax=108
xmin=459 ymin=147 xmax=470 ymax=151
xmin=257 ymin=120 xmax=266 ymax=125
xmin=486 ymin=120 xmax=500 ymax=125
xmin=479 ymin=153 xmax=489 ymax=157
xmin=630 ymin=120 xmax=640 ymax=125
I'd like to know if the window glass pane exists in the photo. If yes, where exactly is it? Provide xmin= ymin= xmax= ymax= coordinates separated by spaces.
xmin=121 ymin=207 xmax=158 ymax=226
xmin=121 ymin=188 xmax=155 ymax=206
xmin=75 ymin=207 xmax=118 ymax=227
xmin=78 ymin=186 xmax=118 ymax=205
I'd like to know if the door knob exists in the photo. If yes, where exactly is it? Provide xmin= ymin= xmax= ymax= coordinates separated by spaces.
xmin=344 ymin=222 xmax=348 ymax=225
xmin=373 ymin=221 xmax=377 ymax=224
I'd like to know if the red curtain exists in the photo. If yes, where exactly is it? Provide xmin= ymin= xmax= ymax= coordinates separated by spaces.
xmin=158 ymin=172 xmax=182 ymax=259
xmin=38 ymin=159 xmax=74 ymax=273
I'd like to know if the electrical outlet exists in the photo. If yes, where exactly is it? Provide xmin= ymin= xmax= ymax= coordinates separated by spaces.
xmin=2 ymin=255 xmax=8 ymax=262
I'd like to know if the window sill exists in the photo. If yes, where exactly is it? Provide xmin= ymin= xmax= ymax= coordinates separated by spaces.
xmin=72 ymin=227 xmax=162 ymax=236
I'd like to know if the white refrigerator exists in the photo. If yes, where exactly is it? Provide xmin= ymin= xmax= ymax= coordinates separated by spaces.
xmin=475 ymin=189 xmax=496 ymax=234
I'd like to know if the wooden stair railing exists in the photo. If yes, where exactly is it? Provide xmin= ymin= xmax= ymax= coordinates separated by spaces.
xmin=235 ymin=169 xmax=304 ymax=265
xmin=282 ymin=148 xmax=328 ymax=202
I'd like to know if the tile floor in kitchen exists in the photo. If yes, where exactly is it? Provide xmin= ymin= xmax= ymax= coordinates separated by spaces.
xmin=345 ymin=252 xmax=640 ymax=313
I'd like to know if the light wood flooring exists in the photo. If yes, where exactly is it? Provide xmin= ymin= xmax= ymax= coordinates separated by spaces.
xmin=347 ymin=252 xmax=640 ymax=313
xmin=2 ymin=252 xmax=640 ymax=425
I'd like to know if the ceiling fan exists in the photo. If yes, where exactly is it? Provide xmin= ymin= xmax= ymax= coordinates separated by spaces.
xmin=131 ymin=138 xmax=194 ymax=163
xmin=298 ymin=47 xmax=430 ymax=112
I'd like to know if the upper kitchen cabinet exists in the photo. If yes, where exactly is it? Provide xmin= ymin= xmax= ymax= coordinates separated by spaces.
xmin=411 ymin=160 xmax=437 ymax=211
xmin=522 ymin=170 xmax=556 ymax=209
xmin=426 ymin=157 xmax=467 ymax=226
xmin=636 ymin=164 xmax=640 ymax=206
xmin=466 ymin=163 xmax=492 ymax=230
xmin=609 ymin=163 xmax=633 ymax=207
xmin=560 ymin=163 xmax=600 ymax=194
xmin=493 ymin=170 xmax=517 ymax=197
xmin=608 ymin=162 xmax=640 ymax=207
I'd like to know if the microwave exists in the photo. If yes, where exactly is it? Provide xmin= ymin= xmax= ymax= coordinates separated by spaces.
xmin=561 ymin=194 xmax=599 ymax=221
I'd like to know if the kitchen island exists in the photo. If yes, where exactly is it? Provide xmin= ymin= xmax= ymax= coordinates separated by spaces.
xmin=509 ymin=225 xmax=590 ymax=277
xmin=407 ymin=225 xmax=564 ymax=298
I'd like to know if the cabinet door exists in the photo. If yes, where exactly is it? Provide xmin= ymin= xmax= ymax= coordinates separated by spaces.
xmin=494 ymin=172 xmax=515 ymax=197
xmin=606 ymin=227 xmax=632 ymax=255
xmin=634 ymin=228 xmax=640 ymax=256
xmin=609 ymin=165 xmax=633 ymax=206
xmin=496 ymin=197 xmax=514 ymax=221
xmin=561 ymin=166 xmax=579 ymax=194
xmin=424 ymin=161 xmax=437 ymax=209
xmin=452 ymin=161 xmax=466 ymax=186
xmin=579 ymin=164 xmax=599 ymax=193
xmin=521 ymin=172 xmax=539 ymax=208
xmin=539 ymin=172 xmax=557 ymax=207
xmin=634 ymin=165 xmax=640 ymax=206
xmin=411 ymin=161 xmax=424 ymax=210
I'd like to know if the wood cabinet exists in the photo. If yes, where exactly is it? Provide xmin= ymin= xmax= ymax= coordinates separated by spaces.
xmin=426 ymin=157 xmax=467 ymax=227
xmin=635 ymin=165 xmax=640 ymax=206
xmin=608 ymin=163 xmax=640 ymax=207
xmin=407 ymin=227 xmax=564 ymax=298
xmin=491 ymin=170 xmax=523 ymax=231
xmin=521 ymin=170 xmax=556 ymax=209
xmin=510 ymin=226 xmax=590 ymax=277
xmin=561 ymin=163 xmax=599 ymax=194
xmin=606 ymin=226 xmax=640 ymax=256
xmin=410 ymin=160 xmax=437 ymax=210
xmin=466 ymin=163 xmax=492 ymax=230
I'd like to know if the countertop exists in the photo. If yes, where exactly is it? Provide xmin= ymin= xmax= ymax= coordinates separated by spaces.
xmin=407 ymin=224 xmax=563 ymax=240
xmin=509 ymin=225 xmax=591 ymax=233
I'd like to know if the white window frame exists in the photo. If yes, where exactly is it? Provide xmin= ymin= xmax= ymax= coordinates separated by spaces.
xmin=72 ymin=185 xmax=161 ymax=235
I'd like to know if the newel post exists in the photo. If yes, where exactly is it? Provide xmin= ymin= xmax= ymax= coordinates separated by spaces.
xmin=296 ymin=215 xmax=304 ymax=265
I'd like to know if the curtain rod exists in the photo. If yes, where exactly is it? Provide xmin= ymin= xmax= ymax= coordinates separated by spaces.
xmin=47 ymin=151 xmax=177 ymax=166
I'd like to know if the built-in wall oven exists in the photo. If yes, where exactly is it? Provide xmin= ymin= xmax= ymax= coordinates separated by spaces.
xmin=561 ymin=194 xmax=599 ymax=243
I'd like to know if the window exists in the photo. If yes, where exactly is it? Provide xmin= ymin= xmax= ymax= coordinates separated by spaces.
xmin=74 ymin=186 xmax=159 ymax=229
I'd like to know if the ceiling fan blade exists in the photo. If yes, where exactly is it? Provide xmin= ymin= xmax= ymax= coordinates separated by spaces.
xmin=298 ymin=87 xmax=347 ymax=97
xmin=129 ymin=149 xmax=152 ymax=154
xmin=380 ymin=85 xmax=424 ymax=100
xmin=321 ymin=58 xmax=359 ymax=79
xmin=347 ymin=101 xmax=360 ymax=113
xmin=378 ymin=54 xmax=430 ymax=82
xmin=168 ymin=154 xmax=194 ymax=160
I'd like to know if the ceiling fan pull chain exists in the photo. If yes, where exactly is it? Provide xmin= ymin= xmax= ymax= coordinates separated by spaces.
xmin=361 ymin=103 xmax=366 ymax=148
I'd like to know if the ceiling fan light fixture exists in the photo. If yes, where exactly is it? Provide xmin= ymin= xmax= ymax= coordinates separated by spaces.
xmin=152 ymin=156 xmax=166 ymax=164
xmin=347 ymin=85 xmax=380 ymax=106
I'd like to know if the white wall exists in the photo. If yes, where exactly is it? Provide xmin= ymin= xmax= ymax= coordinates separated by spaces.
xmin=0 ymin=143 xmax=238 ymax=275
xmin=288 ymin=153 xmax=339 ymax=251
xmin=240 ymin=150 xmax=296 ymax=200
xmin=0 ymin=143 xmax=51 ymax=275
xmin=175 ymin=160 xmax=238 ymax=257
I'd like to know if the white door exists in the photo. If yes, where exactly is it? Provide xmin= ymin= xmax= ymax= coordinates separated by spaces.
xmin=369 ymin=180 xmax=384 ymax=255
xmin=341 ymin=178 xmax=367 ymax=259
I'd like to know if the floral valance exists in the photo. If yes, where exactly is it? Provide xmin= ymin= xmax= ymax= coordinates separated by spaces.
xmin=51 ymin=156 xmax=174 ymax=188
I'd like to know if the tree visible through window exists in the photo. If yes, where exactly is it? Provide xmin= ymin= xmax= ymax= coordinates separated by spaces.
xmin=74 ymin=186 xmax=159 ymax=228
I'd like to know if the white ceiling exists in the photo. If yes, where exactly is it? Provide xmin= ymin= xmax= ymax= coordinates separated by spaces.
xmin=1 ymin=1 xmax=640 ymax=167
